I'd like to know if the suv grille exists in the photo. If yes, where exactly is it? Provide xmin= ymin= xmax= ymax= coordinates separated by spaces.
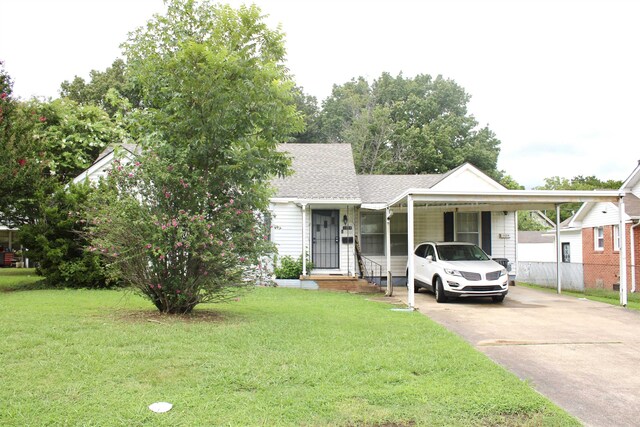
xmin=461 ymin=285 xmax=503 ymax=291
xmin=460 ymin=271 xmax=481 ymax=281
xmin=486 ymin=271 xmax=502 ymax=281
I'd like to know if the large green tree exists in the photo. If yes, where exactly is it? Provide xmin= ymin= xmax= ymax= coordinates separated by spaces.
xmin=89 ymin=0 xmax=302 ymax=313
xmin=319 ymin=73 xmax=503 ymax=178
xmin=0 ymin=94 xmax=122 ymax=227
xmin=60 ymin=58 xmax=142 ymax=117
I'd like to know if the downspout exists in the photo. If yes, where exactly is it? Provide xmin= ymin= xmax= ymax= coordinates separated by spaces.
xmin=631 ymin=220 xmax=640 ymax=293
xmin=302 ymin=203 xmax=308 ymax=277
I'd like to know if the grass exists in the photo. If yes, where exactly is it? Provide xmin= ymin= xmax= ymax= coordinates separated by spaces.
xmin=0 ymin=286 xmax=578 ymax=426
xmin=518 ymin=282 xmax=640 ymax=310
xmin=0 ymin=268 xmax=45 ymax=291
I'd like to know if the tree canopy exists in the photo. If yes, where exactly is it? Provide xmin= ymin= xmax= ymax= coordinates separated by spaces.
xmin=317 ymin=73 xmax=504 ymax=179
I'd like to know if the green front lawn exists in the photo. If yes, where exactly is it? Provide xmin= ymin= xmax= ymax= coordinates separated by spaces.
xmin=0 ymin=287 xmax=578 ymax=426
xmin=0 ymin=268 xmax=44 ymax=291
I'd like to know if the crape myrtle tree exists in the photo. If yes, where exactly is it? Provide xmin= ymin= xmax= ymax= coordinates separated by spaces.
xmin=87 ymin=0 xmax=302 ymax=314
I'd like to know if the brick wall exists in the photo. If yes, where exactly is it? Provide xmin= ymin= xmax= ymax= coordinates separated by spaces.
xmin=583 ymin=224 xmax=636 ymax=290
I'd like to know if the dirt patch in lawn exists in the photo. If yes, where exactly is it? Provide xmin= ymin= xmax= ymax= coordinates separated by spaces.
xmin=109 ymin=308 xmax=227 ymax=324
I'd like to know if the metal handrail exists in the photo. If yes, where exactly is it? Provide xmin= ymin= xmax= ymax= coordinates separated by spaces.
xmin=359 ymin=255 xmax=383 ymax=286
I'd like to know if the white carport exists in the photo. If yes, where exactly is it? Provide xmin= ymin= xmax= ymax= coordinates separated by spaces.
xmin=382 ymin=189 xmax=626 ymax=308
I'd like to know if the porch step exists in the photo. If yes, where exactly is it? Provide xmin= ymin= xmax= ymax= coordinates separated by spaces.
xmin=301 ymin=275 xmax=383 ymax=293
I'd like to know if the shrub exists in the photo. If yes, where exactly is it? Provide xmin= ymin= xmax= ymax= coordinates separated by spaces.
xmin=274 ymin=255 xmax=313 ymax=279
xmin=18 ymin=183 xmax=112 ymax=289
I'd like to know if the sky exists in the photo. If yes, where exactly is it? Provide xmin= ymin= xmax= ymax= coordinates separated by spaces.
xmin=2 ymin=0 xmax=639 ymax=188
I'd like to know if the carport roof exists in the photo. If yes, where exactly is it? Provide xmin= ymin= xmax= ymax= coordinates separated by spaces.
xmin=386 ymin=189 xmax=622 ymax=212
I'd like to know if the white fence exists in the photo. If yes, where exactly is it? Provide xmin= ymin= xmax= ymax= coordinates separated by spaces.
xmin=516 ymin=262 xmax=584 ymax=291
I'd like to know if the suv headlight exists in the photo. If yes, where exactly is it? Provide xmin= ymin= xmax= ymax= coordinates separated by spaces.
xmin=444 ymin=268 xmax=462 ymax=277
xmin=499 ymin=268 xmax=507 ymax=277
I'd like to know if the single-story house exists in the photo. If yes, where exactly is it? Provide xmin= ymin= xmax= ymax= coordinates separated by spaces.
xmin=74 ymin=142 xmax=625 ymax=306
xmin=271 ymin=144 xmax=624 ymax=306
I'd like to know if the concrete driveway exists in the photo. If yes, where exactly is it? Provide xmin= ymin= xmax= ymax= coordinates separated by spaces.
xmin=394 ymin=285 xmax=640 ymax=427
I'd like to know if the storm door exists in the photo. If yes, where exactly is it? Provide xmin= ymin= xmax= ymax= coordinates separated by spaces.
xmin=311 ymin=210 xmax=340 ymax=269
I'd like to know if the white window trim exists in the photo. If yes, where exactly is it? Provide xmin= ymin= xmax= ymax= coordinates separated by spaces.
xmin=613 ymin=224 xmax=621 ymax=252
xmin=594 ymin=226 xmax=605 ymax=251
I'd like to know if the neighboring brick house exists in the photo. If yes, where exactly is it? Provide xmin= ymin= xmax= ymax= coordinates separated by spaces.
xmin=566 ymin=162 xmax=640 ymax=290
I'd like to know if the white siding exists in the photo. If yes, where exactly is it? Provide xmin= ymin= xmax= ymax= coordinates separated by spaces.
xmin=269 ymin=202 xmax=303 ymax=259
xmin=581 ymin=202 xmax=626 ymax=228
xmin=631 ymin=179 xmax=640 ymax=197
xmin=491 ymin=212 xmax=517 ymax=273
xmin=432 ymin=168 xmax=503 ymax=192
xmin=518 ymin=243 xmax=556 ymax=262
xmin=561 ymin=229 xmax=583 ymax=264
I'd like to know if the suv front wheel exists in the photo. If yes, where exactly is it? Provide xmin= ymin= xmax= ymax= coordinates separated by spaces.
xmin=434 ymin=276 xmax=447 ymax=303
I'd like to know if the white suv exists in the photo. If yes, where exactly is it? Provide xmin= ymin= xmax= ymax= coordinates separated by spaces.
xmin=408 ymin=242 xmax=508 ymax=303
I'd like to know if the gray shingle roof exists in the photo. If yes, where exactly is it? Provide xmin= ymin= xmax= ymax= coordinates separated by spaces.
xmin=518 ymin=231 xmax=556 ymax=244
xmin=272 ymin=143 xmax=361 ymax=200
xmin=357 ymin=174 xmax=446 ymax=204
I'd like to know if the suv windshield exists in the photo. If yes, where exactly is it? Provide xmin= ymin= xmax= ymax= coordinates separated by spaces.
xmin=436 ymin=244 xmax=490 ymax=261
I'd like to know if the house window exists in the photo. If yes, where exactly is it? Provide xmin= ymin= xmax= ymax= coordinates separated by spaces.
xmin=613 ymin=224 xmax=621 ymax=251
xmin=360 ymin=212 xmax=408 ymax=256
xmin=456 ymin=212 xmax=480 ymax=245
xmin=361 ymin=212 xmax=384 ymax=256
xmin=562 ymin=242 xmax=571 ymax=263
xmin=594 ymin=226 xmax=604 ymax=251
xmin=390 ymin=213 xmax=408 ymax=256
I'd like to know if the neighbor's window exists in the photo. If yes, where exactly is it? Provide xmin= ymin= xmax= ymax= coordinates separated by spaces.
xmin=390 ymin=213 xmax=408 ymax=256
xmin=456 ymin=212 xmax=479 ymax=245
xmin=613 ymin=225 xmax=621 ymax=251
xmin=594 ymin=226 xmax=604 ymax=250
xmin=361 ymin=212 xmax=384 ymax=256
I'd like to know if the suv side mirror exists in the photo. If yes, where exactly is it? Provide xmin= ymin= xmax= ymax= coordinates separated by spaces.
xmin=426 ymin=255 xmax=433 ymax=262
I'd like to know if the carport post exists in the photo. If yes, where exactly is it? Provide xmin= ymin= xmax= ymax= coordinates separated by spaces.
xmin=385 ymin=206 xmax=392 ymax=296
xmin=556 ymin=204 xmax=562 ymax=294
xmin=302 ymin=203 xmax=307 ymax=276
xmin=407 ymin=195 xmax=415 ymax=309
xmin=619 ymin=195 xmax=627 ymax=306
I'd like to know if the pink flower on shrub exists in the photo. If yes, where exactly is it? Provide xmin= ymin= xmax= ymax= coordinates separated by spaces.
xmin=229 ymin=199 xmax=234 ymax=205
xmin=161 ymin=224 xmax=167 ymax=230
xmin=164 ymin=191 xmax=171 ymax=198
xmin=145 ymin=244 xmax=152 ymax=249
xmin=176 ymin=242 xmax=183 ymax=247
xmin=38 ymin=116 xmax=47 ymax=123
xmin=172 ymin=218 xmax=178 ymax=227
xmin=157 ymin=284 xmax=162 ymax=289
xmin=159 ymin=254 xmax=165 ymax=261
